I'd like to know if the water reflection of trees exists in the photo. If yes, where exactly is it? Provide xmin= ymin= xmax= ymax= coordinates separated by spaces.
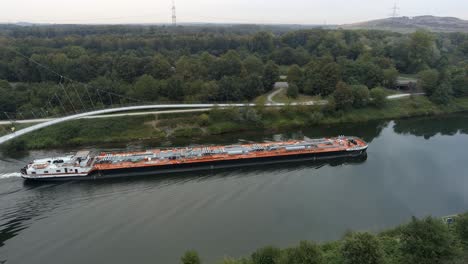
xmin=393 ymin=114 xmax=468 ymax=140
xmin=301 ymin=120 xmax=388 ymax=144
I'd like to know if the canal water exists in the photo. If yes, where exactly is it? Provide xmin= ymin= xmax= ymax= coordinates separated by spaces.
xmin=1 ymin=114 xmax=468 ymax=264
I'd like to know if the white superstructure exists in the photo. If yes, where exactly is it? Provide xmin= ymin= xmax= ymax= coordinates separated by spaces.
xmin=21 ymin=151 xmax=94 ymax=179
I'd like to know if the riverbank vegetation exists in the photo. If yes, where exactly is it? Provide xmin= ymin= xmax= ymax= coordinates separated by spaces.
xmin=0 ymin=25 xmax=467 ymax=120
xmin=2 ymin=95 xmax=468 ymax=152
xmin=181 ymin=212 xmax=468 ymax=264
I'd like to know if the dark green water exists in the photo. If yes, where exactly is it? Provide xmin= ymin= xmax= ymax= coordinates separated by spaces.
xmin=1 ymin=114 xmax=468 ymax=264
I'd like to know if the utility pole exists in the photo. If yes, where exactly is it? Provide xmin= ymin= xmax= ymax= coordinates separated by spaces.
xmin=391 ymin=2 xmax=399 ymax=19
xmin=172 ymin=0 xmax=177 ymax=26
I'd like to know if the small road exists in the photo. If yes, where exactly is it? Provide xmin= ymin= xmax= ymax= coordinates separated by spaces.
xmin=387 ymin=93 xmax=425 ymax=100
xmin=0 ymin=109 xmax=212 ymax=125
xmin=267 ymin=87 xmax=285 ymax=104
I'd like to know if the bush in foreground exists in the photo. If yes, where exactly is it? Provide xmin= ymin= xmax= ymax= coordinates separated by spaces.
xmin=369 ymin=87 xmax=387 ymax=108
xmin=341 ymin=232 xmax=384 ymax=264
xmin=251 ymin=246 xmax=281 ymax=264
xmin=400 ymin=216 xmax=459 ymax=264
xmin=455 ymin=213 xmax=468 ymax=246
xmin=277 ymin=241 xmax=323 ymax=264
xmin=181 ymin=250 xmax=201 ymax=264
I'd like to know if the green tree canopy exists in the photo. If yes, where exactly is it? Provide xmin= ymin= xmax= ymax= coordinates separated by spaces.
xmin=455 ymin=213 xmax=468 ymax=246
xmin=181 ymin=250 xmax=201 ymax=264
xmin=430 ymin=80 xmax=452 ymax=105
xmin=242 ymin=75 xmax=265 ymax=100
xmin=217 ymin=76 xmax=243 ymax=101
xmin=418 ymin=69 xmax=440 ymax=96
xmin=251 ymin=246 xmax=281 ymax=264
xmin=382 ymin=67 xmax=399 ymax=89
xmin=262 ymin=61 xmax=280 ymax=91
xmin=333 ymin=81 xmax=354 ymax=110
xmin=351 ymin=85 xmax=370 ymax=108
xmin=243 ymin=55 xmax=264 ymax=76
xmin=400 ymin=216 xmax=459 ymax=264
xmin=132 ymin=74 xmax=161 ymax=101
xmin=450 ymin=68 xmax=468 ymax=97
xmin=251 ymin=31 xmax=274 ymax=53
xmin=408 ymin=30 xmax=435 ymax=72
xmin=287 ymin=64 xmax=303 ymax=86
xmin=369 ymin=87 xmax=387 ymax=108
xmin=287 ymin=83 xmax=299 ymax=99
xmin=146 ymin=54 xmax=172 ymax=79
xmin=166 ymin=77 xmax=185 ymax=101
xmin=316 ymin=62 xmax=341 ymax=96
xmin=341 ymin=232 xmax=384 ymax=264
xmin=213 ymin=50 xmax=243 ymax=79
xmin=0 ymin=80 xmax=16 ymax=113
xmin=277 ymin=241 xmax=323 ymax=264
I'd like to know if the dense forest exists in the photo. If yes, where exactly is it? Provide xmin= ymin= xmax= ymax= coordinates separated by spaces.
xmin=0 ymin=24 xmax=467 ymax=118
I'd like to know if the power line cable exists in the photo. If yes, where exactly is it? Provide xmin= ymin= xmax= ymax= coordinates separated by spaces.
xmin=2 ymin=46 xmax=142 ymax=114
xmin=84 ymin=85 xmax=96 ymax=109
xmin=59 ymin=77 xmax=78 ymax=113
xmin=55 ymin=94 xmax=67 ymax=114
xmin=71 ymin=83 xmax=87 ymax=110
xmin=96 ymin=89 xmax=105 ymax=107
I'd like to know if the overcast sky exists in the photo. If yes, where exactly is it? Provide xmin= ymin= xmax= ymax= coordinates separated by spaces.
xmin=2 ymin=0 xmax=467 ymax=25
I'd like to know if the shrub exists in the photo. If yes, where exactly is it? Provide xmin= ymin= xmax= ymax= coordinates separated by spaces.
xmin=251 ymin=246 xmax=281 ymax=264
xmin=341 ymin=232 xmax=384 ymax=264
xmin=277 ymin=241 xmax=323 ymax=264
xmin=241 ymin=107 xmax=262 ymax=124
xmin=379 ymin=236 xmax=402 ymax=264
xmin=400 ymin=216 xmax=459 ymax=264
xmin=171 ymin=127 xmax=203 ymax=138
xmin=181 ymin=250 xmax=201 ymax=264
xmin=351 ymin=85 xmax=370 ymax=108
xmin=218 ymin=258 xmax=247 ymax=264
xmin=308 ymin=111 xmax=324 ymax=125
xmin=333 ymin=82 xmax=354 ymax=110
xmin=455 ymin=213 xmax=468 ymax=246
xmin=209 ymin=107 xmax=242 ymax=122
xmin=321 ymin=241 xmax=343 ymax=264
xmin=418 ymin=69 xmax=439 ymax=96
xmin=287 ymin=83 xmax=299 ymax=99
xmin=429 ymin=81 xmax=452 ymax=105
xmin=369 ymin=87 xmax=387 ymax=108
xmin=197 ymin=113 xmax=210 ymax=126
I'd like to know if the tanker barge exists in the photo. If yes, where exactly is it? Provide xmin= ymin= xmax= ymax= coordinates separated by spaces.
xmin=20 ymin=136 xmax=368 ymax=181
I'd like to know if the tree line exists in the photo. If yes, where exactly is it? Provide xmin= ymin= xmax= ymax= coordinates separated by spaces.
xmin=181 ymin=213 xmax=468 ymax=264
xmin=0 ymin=25 xmax=467 ymax=117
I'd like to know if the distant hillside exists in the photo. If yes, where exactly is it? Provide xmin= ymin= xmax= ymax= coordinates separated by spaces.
xmin=341 ymin=15 xmax=468 ymax=33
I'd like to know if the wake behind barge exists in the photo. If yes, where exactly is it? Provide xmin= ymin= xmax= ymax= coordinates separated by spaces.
xmin=21 ymin=137 xmax=368 ymax=181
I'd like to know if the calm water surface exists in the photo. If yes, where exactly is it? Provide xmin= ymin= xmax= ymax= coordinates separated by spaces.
xmin=1 ymin=114 xmax=468 ymax=264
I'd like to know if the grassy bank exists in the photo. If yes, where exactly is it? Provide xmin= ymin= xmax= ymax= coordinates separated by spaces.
xmin=181 ymin=213 xmax=468 ymax=264
xmin=1 ymin=96 xmax=468 ymax=151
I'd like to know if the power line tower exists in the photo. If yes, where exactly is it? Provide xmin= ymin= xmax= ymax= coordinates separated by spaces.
xmin=171 ymin=0 xmax=177 ymax=26
xmin=391 ymin=2 xmax=399 ymax=19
